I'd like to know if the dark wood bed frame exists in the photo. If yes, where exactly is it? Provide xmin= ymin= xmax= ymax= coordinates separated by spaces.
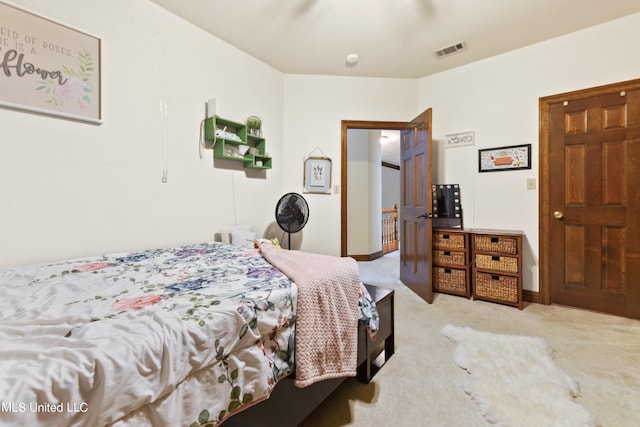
xmin=224 ymin=285 xmax=394 ymax=427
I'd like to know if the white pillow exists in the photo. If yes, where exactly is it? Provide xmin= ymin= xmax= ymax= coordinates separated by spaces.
xmin=220 ymin=224 xmax=251 ymax=244
xmin=231 ymin=230 xmax=256 ymax=248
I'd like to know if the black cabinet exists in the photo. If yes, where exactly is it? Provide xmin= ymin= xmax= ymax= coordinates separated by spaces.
xmin=357 ymin=284 xmax=395 ymax=383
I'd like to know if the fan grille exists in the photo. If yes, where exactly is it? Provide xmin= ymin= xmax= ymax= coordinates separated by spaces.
xmin=275 ymin=193 xmax=309 ymax=233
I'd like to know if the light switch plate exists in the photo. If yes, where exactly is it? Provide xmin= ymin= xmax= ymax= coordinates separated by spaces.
xmin=526 ymin=178 xmax=536 ymax=190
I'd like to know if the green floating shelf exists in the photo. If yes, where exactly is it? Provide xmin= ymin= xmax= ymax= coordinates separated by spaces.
xmin=204 ymin=115 xmax=271 ymax=170
xmin=244 ymin=155 xmax=272 ymax=169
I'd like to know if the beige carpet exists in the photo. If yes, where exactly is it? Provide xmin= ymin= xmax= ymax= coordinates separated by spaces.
xmin=300 ymin=251 xmax=640 ymax=427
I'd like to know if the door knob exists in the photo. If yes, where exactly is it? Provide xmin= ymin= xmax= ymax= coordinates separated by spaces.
xmin=553 ymin=210 xmax=564 ymax=219
xmin=418 ymin=212 xmax=433 ymax=219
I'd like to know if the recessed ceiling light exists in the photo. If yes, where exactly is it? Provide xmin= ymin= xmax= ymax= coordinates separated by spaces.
xmin=346 ymin=53 xmax=359 ymax=65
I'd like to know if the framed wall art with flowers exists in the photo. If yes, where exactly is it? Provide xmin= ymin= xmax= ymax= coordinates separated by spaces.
xmin=0 ymin=2 xmax=101 ymax=124
xmin=303 ymin=156 xmax=332 ymax=194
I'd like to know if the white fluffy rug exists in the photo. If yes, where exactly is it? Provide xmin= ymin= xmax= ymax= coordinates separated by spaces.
xmin=440 ymin=324 xmax=596 ymax=427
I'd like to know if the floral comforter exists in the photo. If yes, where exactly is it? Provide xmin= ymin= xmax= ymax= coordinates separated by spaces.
xmin=0 ymin=242 xmax=377 ymax=427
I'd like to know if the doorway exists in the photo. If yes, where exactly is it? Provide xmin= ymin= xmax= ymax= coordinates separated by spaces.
xmin=341 ymin=108 xmax=434 ymax=304
xmin=340 ymin=121 xmax=408 ymax=259
xmin=539 ymin=78 xmax=640 ymax=319
xmin=344 ymin=128 xmax=401 ymax=260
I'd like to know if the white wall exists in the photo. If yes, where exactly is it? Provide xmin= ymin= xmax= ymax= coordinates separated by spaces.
xmin=367 ymin=130 xmax=382 ymax=256
xmin=282 ymin=75 xmax=417 ymax=256
xmin=4 ymin=0 xmax=639 ymax=297
xmin=346 ymin=129 xmax=383 ymax=257
xmin=419 ymin=12 xmax=640 ymax=292
xmin=381 ymin=166 xmax=400 ymax=210
xmin=0 ymin=0 xmax=285 ymax=267
xmin=346 ymin=129 xmax=369 ymax=256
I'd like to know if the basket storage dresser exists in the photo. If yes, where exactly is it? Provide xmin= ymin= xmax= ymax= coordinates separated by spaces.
xmin=471 ymin=229 xmax=524 ymax=309
xmin=432 ymin=228 xmax=471 ymax=298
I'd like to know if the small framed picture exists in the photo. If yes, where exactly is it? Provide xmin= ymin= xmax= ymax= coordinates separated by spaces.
xmin=303 ymin=157 xmax=331 ymax=194
xmin=478 ymin=144 xmax=531 ymax=172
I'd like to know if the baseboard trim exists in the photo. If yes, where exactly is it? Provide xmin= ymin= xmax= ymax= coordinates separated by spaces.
xmin=523 ymin=289 xmax=541 ymax=304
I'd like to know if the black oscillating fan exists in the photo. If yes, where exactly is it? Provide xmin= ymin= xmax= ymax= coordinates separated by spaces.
xmin=275 ymin=193 xmax=309 ymax=249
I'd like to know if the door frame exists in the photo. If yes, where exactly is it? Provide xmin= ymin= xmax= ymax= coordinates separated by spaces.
xmin=340 ymin=120 xmax=408 ymax=257
xmin=538 ymin=77 xmax=640 ymax=305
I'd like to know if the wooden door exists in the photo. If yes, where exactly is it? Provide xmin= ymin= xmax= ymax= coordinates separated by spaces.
xmin=399 ymin=108 xmax=433 ymax=304
xmin=540 ymin=79 xmax=640 ymax=319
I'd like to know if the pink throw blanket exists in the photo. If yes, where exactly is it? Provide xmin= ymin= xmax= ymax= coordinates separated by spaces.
xmin=259 ymin=242 xmax=361 ymax=388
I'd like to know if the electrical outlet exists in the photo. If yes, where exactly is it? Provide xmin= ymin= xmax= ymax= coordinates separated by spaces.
xmin=334 ymin=185 xmax=340 ymax=194
xmin=526 ymin=178 xmax=536 ymax=190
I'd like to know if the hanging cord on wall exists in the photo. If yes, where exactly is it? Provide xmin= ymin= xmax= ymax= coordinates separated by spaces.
xmin=199 ymin=100 xmax=219 ymax=159
xmin=231 ymin=170 xmax=238 ymax=225
xmin=198 ymin=118 xmax=218 ymax=159
xmin=198 ymin=118 xmax=207 ymax=159
xmin=159 ymin=33 xmax=169 ymax=183
xmin=304 ymin=146 xmax=330 ymax=161
xmin=160 ymin=92 xmax=168 ymax=183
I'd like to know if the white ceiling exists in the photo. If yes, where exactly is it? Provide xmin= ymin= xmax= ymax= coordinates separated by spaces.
xmin=150 ymin=0 xmax=640 ymax=79
xmin=150 ymin=0 xmax=640 ymax=165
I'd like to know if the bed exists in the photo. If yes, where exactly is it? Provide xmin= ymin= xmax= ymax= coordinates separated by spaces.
xmin=0 ymin=241 xmax=379 ymax=427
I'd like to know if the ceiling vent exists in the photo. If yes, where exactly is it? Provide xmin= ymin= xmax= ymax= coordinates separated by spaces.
xmin=434 ymin=41 xmax=467 ymax=59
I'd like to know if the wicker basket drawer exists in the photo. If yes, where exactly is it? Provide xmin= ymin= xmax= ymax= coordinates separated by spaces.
xmin=474 ymin=235 xmax=517 ymax=254
xmin=433 ymin=233 xmax=466 ymax=250
xmin=474 ymin=271 xmax=519 ymax=304
xmin=433 ymin=249 xmax=466 ymax=266
xmin=433 ymin=267 xmax=467 ymax=294
xmin=475 ymin=254 xmax=518 ymax=273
